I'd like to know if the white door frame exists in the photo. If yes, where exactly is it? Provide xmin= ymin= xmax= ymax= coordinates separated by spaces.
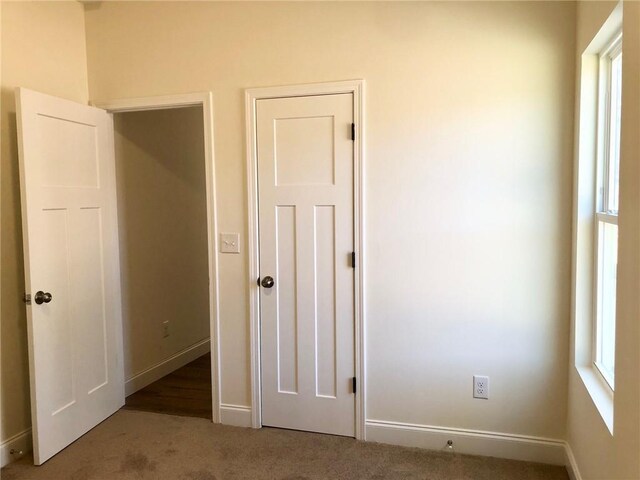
xmin=245 ymin=80 xmax=366 ymax=439
xmin=94 ymin=92 xmax=221 ymax=423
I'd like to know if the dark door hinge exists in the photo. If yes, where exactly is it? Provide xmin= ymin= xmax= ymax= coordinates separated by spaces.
xmin=23 ymin=293 xmax=31 ymax=305
xmin=352 ymin=377 xmax=357 ymax=394
xmin=257 ymin=277 xmax=261 ymax=286
xmin=351 ymin=252 xmax=356 ymax=269
xmin=351 ymin=123 xmax=355 ymax=141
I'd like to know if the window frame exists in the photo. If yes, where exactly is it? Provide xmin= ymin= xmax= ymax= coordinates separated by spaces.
xmin=592 ymin=31 xmax=622 ymax=391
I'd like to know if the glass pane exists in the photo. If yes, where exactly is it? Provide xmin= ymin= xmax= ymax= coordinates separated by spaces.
xmin=598 ymin=221 xmax=618 ymax=385
xmin=607 ymin=52 xmax=622 ymax=213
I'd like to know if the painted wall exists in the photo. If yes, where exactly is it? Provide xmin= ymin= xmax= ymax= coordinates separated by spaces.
xmin=567 ymin=2 xmax=640 ymax=479
xmin=0 ymin=1 xmax=89 ymax=448
xmin=113 ymin=107 xmax=210 ymax=381
xmin=84 ymin=1 xmax=576 ymax=441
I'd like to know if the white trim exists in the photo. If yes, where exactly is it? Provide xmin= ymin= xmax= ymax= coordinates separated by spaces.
xmin=572 ymin=2 xmax=623 ymax=437
xmin=365 ymin=419 xmax=566 ymax=466
xmin=244 ymin=80 xmax=366 ymax=438
xmin=596 ymin=211 xmax=618 ymax=225
xmin=219 ymin=404 xmax=253 ymax=428
xmin=93 ymin=92 xmax=210 ymax=112
xmin=125 ymin=338 xmax=211 ymax=396
xmin=94 ymin=92 xmax=221 ymax=423
xmin=576 ymin=365 xmax=614 ymax=433
xmin=1 ymin=428 xmax=32 ymax=468
xmin=564 ymin=442 xmax=583 ymax=480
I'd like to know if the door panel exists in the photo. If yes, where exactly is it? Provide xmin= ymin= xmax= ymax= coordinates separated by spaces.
xmin=37 ymin=114 xmax=99 ymax=188
xmin=258 ymin=93 xmax=354 ymax=437
xmin=275 ymin=116 xmax=335 ymax=186
xmin=16 ymin=88 xmax=124 ymax=465
xmin=275 ymin=205 xmax=298 ymax=394
xmin=315 ymin=205 xmax=337 ymax=399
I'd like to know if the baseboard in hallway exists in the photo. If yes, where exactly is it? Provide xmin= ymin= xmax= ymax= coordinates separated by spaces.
xmin=124 ymin=338 xmax=211 ymax=396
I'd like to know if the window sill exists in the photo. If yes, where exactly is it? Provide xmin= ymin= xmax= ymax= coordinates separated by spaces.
xmin=577 ymin=365 xmax=614 ymax=434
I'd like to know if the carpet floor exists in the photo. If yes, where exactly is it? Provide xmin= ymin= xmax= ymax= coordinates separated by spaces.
xmin=2 ymin=410 xmax=569 ymax=480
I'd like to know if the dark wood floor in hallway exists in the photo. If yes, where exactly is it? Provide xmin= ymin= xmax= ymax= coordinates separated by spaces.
xmin=123 ymin=353 xmax=212 ymax=419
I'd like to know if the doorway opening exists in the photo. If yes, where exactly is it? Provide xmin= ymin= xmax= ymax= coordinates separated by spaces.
xmin=98 ymin=93 xmax=220 ymax=424
xmin=113 ymin=106 xmax=212 ymax=420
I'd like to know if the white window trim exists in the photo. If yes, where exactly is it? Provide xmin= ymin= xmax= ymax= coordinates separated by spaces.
xmin=572 ymin=0 xmax=622 ymax=435
xmin=595 ymin=33 xmax=622 ymax=217
xmin=591 ymin=31 xmax=622 ymax=393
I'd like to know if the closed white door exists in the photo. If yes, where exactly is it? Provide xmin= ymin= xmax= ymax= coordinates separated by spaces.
xmin=257 ymin=93 xmax=355 ymax=437
xmin=16 ymin=88 xmax=124 ymax=464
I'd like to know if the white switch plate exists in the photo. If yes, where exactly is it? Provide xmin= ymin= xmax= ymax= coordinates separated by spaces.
xmin=220 ymin=233 xmax=240 ymax=254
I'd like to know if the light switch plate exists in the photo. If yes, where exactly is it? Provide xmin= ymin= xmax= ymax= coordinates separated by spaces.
xmin=220 ymin=233 xmax=240 ymax=254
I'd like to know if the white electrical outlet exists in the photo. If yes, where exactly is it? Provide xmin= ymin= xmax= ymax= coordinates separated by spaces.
xmin=162 ymin=321 xmax=170 ymax=338
xmin=473 ymin=375 xmax=489 ymax=399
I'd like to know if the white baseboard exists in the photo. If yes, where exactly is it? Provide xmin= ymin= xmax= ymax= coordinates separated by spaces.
xmin=125 ymin=338 xmax=211 ymax=396
xmin=220 ymin=404 xmax=252 ymax=428
xmin=365 ymin=419 xmax=566 ymax=466
xmin=1 ymin=428 xmax=32 ymax=468
xmin=564 ymin=443 xmax=583 ymax=480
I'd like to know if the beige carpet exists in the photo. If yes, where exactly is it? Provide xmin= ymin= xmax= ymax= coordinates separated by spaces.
xmin=2 ymin=410 xmax=568 ymax=480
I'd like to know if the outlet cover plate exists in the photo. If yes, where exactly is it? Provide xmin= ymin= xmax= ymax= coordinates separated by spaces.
xmin=473 ymin=375 xmax=489 ymax=399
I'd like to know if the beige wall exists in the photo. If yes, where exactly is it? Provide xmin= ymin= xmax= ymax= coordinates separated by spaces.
xmin=85 ymin=1 xmax=576 ymax=440
xmin=114 ymin=107 xmax=210 ymax=380
xmin=568 ymin=2 xmax=640 ymax=479
xmin=1 ymin=1 xmax=89 ymax=445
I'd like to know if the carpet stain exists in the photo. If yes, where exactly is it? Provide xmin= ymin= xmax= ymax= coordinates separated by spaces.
xmin=119 ymin=451 xmax=157 ymax=476
xmin=165 ymin=448 xmax=178 ymax=455
xmin=185 ymin=470 xmax=217 ymax=480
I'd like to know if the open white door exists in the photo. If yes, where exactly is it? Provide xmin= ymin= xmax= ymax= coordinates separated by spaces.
xmin=16 ymin=88 xmax=124 ymax=465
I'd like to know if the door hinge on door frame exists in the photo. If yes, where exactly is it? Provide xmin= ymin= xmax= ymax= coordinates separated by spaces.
xmin=351 ymin=252 xmax=356 ymax=269
xmin=352 ymin=377 xmax=357 ymax=394
xmin=23 ymin=293 xmax=31 ymax=305
xmin=351 ymin=123 xmax=355 ymax=141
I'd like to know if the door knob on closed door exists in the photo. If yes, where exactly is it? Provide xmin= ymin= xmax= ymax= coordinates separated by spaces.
xmin=261 ymin=276 xmax=275 ymax=288
xmin=34 ymin=291 xmax=52 ymax=305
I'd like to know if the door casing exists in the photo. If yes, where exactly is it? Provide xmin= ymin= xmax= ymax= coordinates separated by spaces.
xmin=244 ymin=80 xmax=366 ymax=439
xmin=95 ymin=92 xmax=221 ymax=423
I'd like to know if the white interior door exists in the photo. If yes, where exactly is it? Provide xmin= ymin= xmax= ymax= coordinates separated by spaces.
xmin=258 ymin=93 xmax=355 ymax=437
xmin=16 ymin=88 xmax=124 ymax=465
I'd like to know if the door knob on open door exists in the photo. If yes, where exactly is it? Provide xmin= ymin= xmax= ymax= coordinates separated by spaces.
xmin=34 ymin=291 xmax=52 ymax=305
xmin=261 ymin=276 xmax=275 ymax=288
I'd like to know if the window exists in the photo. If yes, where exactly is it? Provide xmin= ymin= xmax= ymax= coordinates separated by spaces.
xmin=594 ymin=32 xmax=622 ymax=389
